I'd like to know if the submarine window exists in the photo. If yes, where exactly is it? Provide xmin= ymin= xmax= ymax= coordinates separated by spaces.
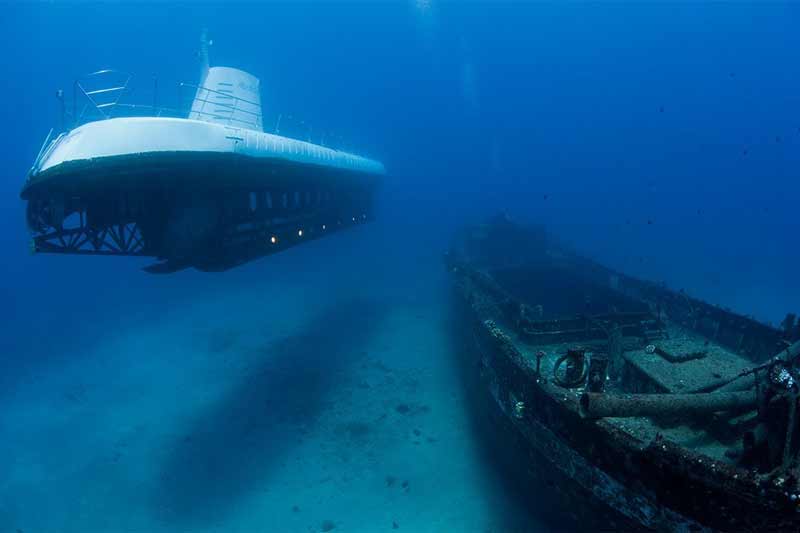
xmin=298 ymin=229 xmax=303 ymax=237
xmin=270 ymin=235 xmax=277 ymax=244
xmin=322 ymin=224 xmax=327 ymax=230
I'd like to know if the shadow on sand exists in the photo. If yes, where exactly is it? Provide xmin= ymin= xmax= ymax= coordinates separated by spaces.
xmin=153 ymin=298 xmax=387 ymax=526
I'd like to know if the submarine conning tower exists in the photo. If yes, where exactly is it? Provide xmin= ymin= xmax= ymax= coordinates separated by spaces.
xmin=20 ymin=40 xmax=385 ymax=273
xmin=189 ymin=66 xmax=264 ymax=132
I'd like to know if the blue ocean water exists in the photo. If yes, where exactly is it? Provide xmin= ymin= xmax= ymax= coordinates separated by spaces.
xmin=1 ymin=2 xmax=798 ymax=531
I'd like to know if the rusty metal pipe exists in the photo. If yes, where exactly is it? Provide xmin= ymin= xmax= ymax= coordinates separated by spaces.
xmin=579 ymin=391 xmax=757 ymax=419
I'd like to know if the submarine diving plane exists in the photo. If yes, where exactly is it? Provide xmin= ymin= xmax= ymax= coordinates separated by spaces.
xmin=20 ymin=33 xmax=385 ymax=273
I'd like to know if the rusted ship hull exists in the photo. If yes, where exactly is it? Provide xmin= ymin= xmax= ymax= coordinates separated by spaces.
xmin=447 ymin=218 xmax=800 ymax=532
xmin=475 ymin=367 xmax=654 ymax=531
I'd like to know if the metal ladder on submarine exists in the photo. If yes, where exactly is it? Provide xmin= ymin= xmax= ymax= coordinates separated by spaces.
xmin=20 ymin=32 xmax=385 ymax=273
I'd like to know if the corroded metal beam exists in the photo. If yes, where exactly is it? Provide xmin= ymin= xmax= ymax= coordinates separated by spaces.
xmin=579 ymin=391 xmax=757 ymax=419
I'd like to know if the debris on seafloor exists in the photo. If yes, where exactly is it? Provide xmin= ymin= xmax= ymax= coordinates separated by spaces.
xmin=394 ymin=403 xmax=431 ymax=416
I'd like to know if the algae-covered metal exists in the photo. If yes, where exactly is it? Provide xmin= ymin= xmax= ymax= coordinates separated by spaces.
xmin=447 ymin=215 xmax=800 ymax=531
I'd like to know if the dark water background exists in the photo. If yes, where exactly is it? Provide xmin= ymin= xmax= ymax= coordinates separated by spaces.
xmin=1 ymin=2 xmax=798 ymax=531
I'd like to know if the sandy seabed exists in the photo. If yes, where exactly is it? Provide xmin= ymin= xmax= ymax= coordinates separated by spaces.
xmin=1 ymin=231 xmax=547 ymax=533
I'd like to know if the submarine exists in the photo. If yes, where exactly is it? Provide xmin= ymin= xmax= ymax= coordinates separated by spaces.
xmin=20 ymin=33 xmax=385 ymax=273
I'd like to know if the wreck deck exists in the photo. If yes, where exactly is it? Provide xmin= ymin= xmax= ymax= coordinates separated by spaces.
xmin=623 ymin=326 xmax=752 ymax=394
xmin=510 ymin=322 xmax=751 ymax=465
xmin=606 ymin=416 xmax=734 ymax=462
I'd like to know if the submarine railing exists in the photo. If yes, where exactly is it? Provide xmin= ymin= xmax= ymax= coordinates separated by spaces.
xmin=57 ymin=70 xmax=369 ymax=154
xmin=181 ymin=81 xmax=263 ymax=130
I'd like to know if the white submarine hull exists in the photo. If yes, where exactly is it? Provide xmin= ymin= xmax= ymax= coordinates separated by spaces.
xmin=25 ymin=116 xmax=384 ymax=191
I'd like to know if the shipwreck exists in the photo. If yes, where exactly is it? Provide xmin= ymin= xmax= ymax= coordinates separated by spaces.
xmin=446 ymin=215 xmax=800 ymax=531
